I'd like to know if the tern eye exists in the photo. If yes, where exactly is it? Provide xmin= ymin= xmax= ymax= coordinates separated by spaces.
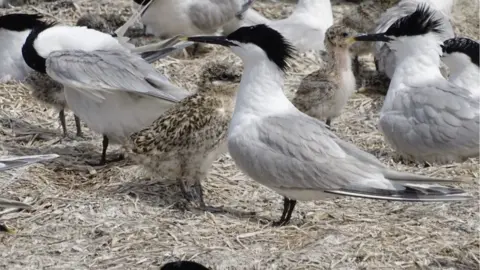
xmin=341 ymin=32 xmax=349 ymax=37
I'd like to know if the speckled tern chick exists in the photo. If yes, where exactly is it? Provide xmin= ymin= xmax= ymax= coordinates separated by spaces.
xmin=185 ymin=24 xmax=472 ymax=226
xmin=293 ymin=25 xmax=357 ymax=128
xmin=125 ymin=61 xmax=241 ymax=209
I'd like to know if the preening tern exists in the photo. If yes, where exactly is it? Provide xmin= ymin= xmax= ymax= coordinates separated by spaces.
xmin=21 ymin=23 xmax=192 ymax=165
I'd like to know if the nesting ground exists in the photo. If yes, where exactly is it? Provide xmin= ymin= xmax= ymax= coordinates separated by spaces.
xmin=0 ymin=0 xmax=479 ymax=269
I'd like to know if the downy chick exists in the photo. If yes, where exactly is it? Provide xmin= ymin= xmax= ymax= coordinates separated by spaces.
xmin=293 ymin=25 xmax=357 ymax=128
xmin=441 ymin=37 xmax=480 ymax=97
xmin=125 ymin=61 xmax=241 ymax=210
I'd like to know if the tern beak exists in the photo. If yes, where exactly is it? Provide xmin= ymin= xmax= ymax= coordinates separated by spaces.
xmin=354 ymin=33 xmax=392 ymax=42
xmin=185 ymin=35 xmax=237 ymax=47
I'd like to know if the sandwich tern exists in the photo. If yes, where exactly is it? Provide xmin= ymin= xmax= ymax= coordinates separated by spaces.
xmin=21 ymin=23 xmax=191 ymax=165
xmin=223 ymin=0 xmax=334 ymax=52
xmin=293 ymin=24 xmax=358 ymax=128
xmin=355 ymin=5 xmax=479 ymax=164
xmin=133 ymin=0 xmax=255 ymax=38
xmin=441 ymin=37 xmax=479 ymax=97
xmin=374 ymin=0 xmax=455 ymax=78
xmin=125 ymin=61 xmax=241 ymax=210
xmin=0 ymin=13 xmax=41 ymax=82
xmin=185 ymin=24 xmax=472 ymax=225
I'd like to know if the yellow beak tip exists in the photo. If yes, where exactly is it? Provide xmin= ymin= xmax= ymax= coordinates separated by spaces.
xmin=178 ymin=36 xmax=188 ymax=41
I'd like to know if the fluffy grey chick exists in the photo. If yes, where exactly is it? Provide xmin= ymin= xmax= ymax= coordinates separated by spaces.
xmin=125 ymin=61 xmax=241 ymax=210
xmin=292 ymin=25 xmax=357 ymax=128
xmin=76 ymin=13 xmax=126 ymax=34
xmin=24 ymin=71 xmax=83 ymax=137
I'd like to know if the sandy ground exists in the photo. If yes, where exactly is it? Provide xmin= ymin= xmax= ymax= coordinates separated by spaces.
xmin=0 ymin=0 xmax=479 ymax=269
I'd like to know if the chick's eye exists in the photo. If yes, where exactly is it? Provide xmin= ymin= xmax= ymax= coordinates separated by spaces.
xmin=341 ymin=32 xmax=349 ymax=37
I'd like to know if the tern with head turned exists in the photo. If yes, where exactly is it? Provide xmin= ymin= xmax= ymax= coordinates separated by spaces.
xmin=184 ymin=24 xmax=472 ymax=226
xmin=21 ymin=22 xmax=192 ymax=166
xmin=223 ymin=0 xmax=333 ymax=52
xmin=374 ymin=0 xmax=455 ymax=78
xmin=125 ymin=61 xmax=241 ymax=210
xmin=441 ymin=37 xmax=480 ymax=97
xmin=293 ymin=24 xmax=358 ymax=128
xmin=354 ymin=5 xmax=479 ymax=164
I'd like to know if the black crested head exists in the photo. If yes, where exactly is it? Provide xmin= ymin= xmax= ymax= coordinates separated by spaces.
xmin=21 ymin=21 xmax=57 ymax=74
xmin=0 ymin=13 xmax=44 ymax=32
xmin=133 ymin=0 xmax=151 ymax=5
xmin=442 ymin=37 xmax=479 ymax=67
xmin=385 ymin=4 xmax=443 ymax=37
xmin=161 ymin=261 xmax=210 ymax=270
xmin=226 ymin=24 xmax=295 ymax=72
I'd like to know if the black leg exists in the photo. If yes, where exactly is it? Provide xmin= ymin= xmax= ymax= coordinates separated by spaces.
xmin=325 ymin=118 xmax=331 ymax=130
xmin=59 ymin=109 xmax=67 ymax=137
xmin=191 ymin=43 xmax=200 ymax=56
xmin=74 ymin=115 xmax=83 ymax=137
xmin=179 ymin=179 xmax=194 ymax=202
xmin=100 ymin=135 xmax=109 ymax=165
xmin=273 ymin=197 xmax=297 ymax=226
xmin=192 ymin=181 xmax=224 ymax=213
xmin=374 ymin=59 xmax=380 ymax=72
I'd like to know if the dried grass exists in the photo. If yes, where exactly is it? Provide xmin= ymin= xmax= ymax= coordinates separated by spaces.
xmin=0 ymin=0 xmax=479 ymax=269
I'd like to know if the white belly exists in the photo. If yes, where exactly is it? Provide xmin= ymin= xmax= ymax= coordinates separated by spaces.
xmin=65 ymin=88 xmax=175 ymax=142
xmin=0 ymin=30 xmax=33 ymax=82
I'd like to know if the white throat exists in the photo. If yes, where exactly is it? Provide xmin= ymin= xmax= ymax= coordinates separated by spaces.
xmin=228 ymin=54 xmax=294 ymax=137
xmin=384 ymin=35 xmax=444 ymax=110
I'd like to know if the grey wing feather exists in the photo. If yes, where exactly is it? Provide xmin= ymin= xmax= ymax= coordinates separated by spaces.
xmin=0 ymin=198 xmax=32 ymax=209
xmin=46 ymin=50 xmax=189 ymax=103
xmin=189 ymin=0 xmax=244 ymax=32
xmin=228 ymin=113 xmax=388 ymax=191
xmin=0 ymin=154 xmax=59 ymax=171
xmin=380 ymin=81 xmax=479 ymax=157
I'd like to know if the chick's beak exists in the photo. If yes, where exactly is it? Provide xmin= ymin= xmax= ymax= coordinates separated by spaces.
xmin=184 ymin=35 xmax=237 ymax=47
xmin=354 ymin=33 xmax=392 ymax=42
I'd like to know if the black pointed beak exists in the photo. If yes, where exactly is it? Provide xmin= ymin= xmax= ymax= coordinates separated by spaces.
xmin=185 ymin=36 xmax=237 ymax=47
xmin=354 ymin=33 xmax=392 ymax=42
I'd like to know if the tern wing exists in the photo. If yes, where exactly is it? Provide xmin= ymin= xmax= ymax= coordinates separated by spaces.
xmin=0 ymin=197 xmax=32 ymax=209
xmin=379 ymin=81 xmax=480 ymax=160
xmin=228 ymin=112 xmax=470 ymax=201
xmin=0 ymin=154 xmax=59 ymax=171
xmin=189 ymin=0 xmax=253 ymax=32
xmin=46 ymin=50 xmax=189 ymax=103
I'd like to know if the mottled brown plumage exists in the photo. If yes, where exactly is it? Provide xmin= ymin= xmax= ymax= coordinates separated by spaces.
xmin=125 ymin=61 xmax=241 ymax=209
xmin=24 ymin=72 xmax=82 ymax=137
xmin=293 ymin=25 xmax=358 ymax=128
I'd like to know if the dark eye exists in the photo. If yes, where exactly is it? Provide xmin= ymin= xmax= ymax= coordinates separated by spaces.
xmin=341 ymin=32 xmax=349 ymax=37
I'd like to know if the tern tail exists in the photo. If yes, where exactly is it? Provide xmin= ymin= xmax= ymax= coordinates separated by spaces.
xmin=0 ymin=154 xmax=59 ymax=171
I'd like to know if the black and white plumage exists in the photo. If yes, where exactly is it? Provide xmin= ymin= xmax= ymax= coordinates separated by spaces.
xmin=186 ymin=24 xmax=472 ymax=226
xmin=374 ymin=0 xmax=455 ymax=78
xmin=441 ymin=37 xmax=480 ymax=97
xmin=0 ymin=13 xmax=42 ymax=82
xmin=354 ymin=5 xmax=480 ymax=164
xmin=21 ymin=23 xmax=191 ymax=165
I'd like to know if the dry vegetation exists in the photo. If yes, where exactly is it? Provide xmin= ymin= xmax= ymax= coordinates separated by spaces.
xmin=0 ymin=0 xmax=479 ymax=269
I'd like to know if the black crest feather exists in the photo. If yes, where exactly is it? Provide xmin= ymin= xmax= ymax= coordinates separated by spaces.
xmin=385 ymin=4 xmax=443 ymax=37
xmin=442 ymin=37 xmax=479 ymax=67
xmin=21 ymin=20 xmax=58 ymax=74
xmin=0 ymin=13 xmax=44 ymax=31
xmin=227 ymin=24 xmax=295 ymax=72
xmin=161 ymin=261 xmax=210 ymax=270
